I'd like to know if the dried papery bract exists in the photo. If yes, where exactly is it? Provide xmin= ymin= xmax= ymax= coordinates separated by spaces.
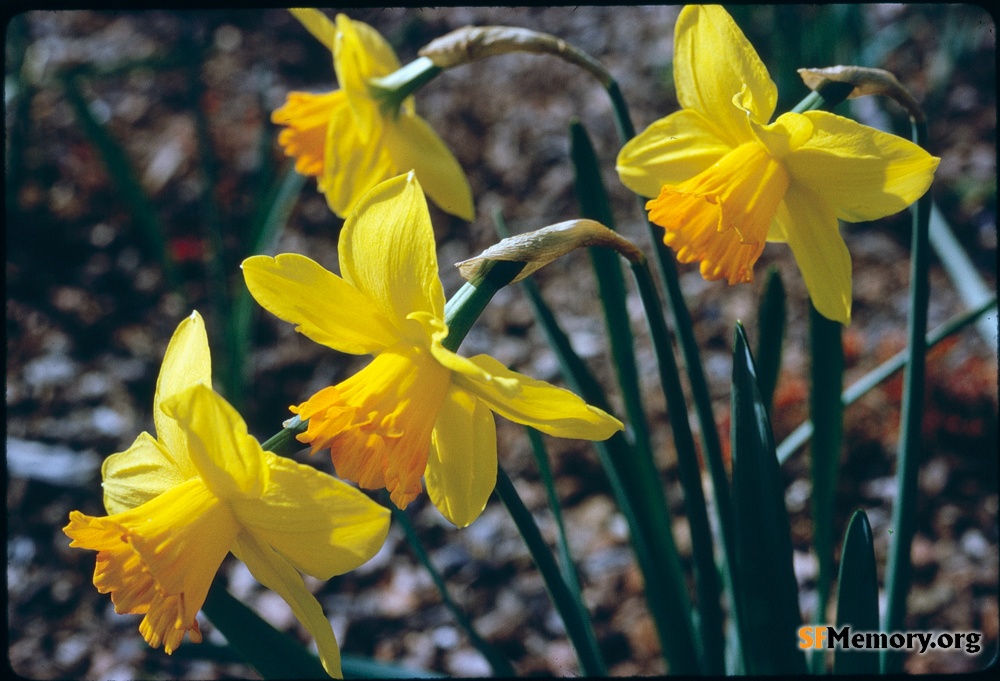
xmin=456 ymin=219 xmax=644 ymax=284
xmin=418 ymin=25 xmax=613 ymax=87
xmin=798 ymin=66 xmax=926 ymax=122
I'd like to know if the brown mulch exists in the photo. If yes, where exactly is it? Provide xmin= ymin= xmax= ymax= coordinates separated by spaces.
xmin=6 ymin=6 xmax=997 ymax=678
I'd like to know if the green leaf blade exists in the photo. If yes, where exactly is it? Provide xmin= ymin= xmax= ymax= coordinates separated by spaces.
xmin=731 ymin=323 xmax=806 ymax=675
xmin=834 ymin=510 xmax=881 ymax=675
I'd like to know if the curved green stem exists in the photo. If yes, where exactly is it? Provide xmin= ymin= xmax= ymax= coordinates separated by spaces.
xmin=881 ymin=116 xmax=933 ymax=674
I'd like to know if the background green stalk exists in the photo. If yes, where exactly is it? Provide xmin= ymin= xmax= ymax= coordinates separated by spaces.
xmin=806 ymin=304 xmax=844 ymax=673
xmin=569 ymin=119 xmax=727 ymax=671
xmin=444 ymin=259 xmax=607 ymax=676
xmin=603 ymin=78 xmax=737 ymax=631
xmin=776 ymin=296 xmax=996 ymax=464
xmin=501 ymin=233 xmax=701 ymax=674
xmin=493 ymin=468 xmax=607 ymax=676
xmin=60 ymin=71 xmax=187 ymax=304
xmin=881 ymin=117 xmax=933 ymax=674
xmin=629 ymin=258 xmax=727 ymax=673
xmin=571 ymin=118 xmax=724 ymax=672
xmin=524 ymin=427 xmax=586 ymax=603
xmin=388 ymin=500 xmax=517 ymax=677
xmin=569 ymin=121 xmax=655 ymax=499
xmin=788 ymin=81 xmax=856 ymax=674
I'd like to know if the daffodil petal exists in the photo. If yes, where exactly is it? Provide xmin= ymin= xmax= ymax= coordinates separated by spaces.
xmin=750 ymin=111 xmax=814 ymax=158
xmin=426 ymin=386 xmax=497 ymax=528
xmin=787 ymin=110 xmax=939 ymax=222
xmin=774 ymin=186 xmax=853 ymax=324
xmin=101 ymin=432 xmax=189 ymax=515
xmin=616 ymin=109 xmax=734 ymax=198
xmin=160 ymin=385 xmax=268 ymax=500
xmin=242 ymin=253 xmax=398 ymax=354
xmin=441 ymin=351 xmax=624 ymax=440
xmin=334 ymin=14 xmax=400 ymax=112
xmin=384 ymin=114 xmax=475 ymax=221
xmin=153 ymin=311 xmax=211 ymax=468
xmin=674 ymin=5 xmax=776 ymax=129
xmin=232 ymin=533 xmax=343 ymax=679
xmin=67 ymin=479 xmax=235 ymax=654
xmin=232 ymin=451 xmax=389 ymax=579
xmin=320 ymin=93 xmax=397 ymax=212
xmin=289 ymin=8 xmax=338 ymax=53
xmin=338 ymin=173 xmax=446 ymax=323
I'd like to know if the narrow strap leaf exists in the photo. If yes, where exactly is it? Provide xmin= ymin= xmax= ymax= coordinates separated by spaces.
xmin=776 ymin=296 xmax=996 ymax=463
xmin=201 ymin=580 xmax=328 ymax=679
xmin=882 ymin=117 xmax=933 ymax=674
xmin=808 ymin=303 xmax=845 ymax=673
xmin=755 ymin=266 xmax=787 ymax=415
xmin=494 ymin=467 xmax=607 ymax=676
xmin=834 ymin=510 xmax=880 ymax=675
xmin=389 ymin=501 xmax=516 ymax=677
xmin=630 ymin=258 xmax=726 ymax=673
xmin=524 ymin=426 xmax=584 ymax=599
xmin=513 ymin=262 xmax=701 ymax=674
xmin=569 ymin=120 xmax=655 ymax=482
xmin=569 ymin=121 xmax=724 ymax=670
xmin=730 ymin=323 xmax=807 ymax=675
xmin=59 ymin=71 xmax=186 ymax=302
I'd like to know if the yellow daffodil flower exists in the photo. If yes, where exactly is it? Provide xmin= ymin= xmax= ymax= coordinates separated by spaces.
xmin=243 ymin=173 xmax=622 ymax=527
xmin=616 ymin=4 xmax=939 ymax=324
xmin=273 ymin=9 xmax=474 ymax=221
xmin=63 ymin=312 xmax=389 ymax=678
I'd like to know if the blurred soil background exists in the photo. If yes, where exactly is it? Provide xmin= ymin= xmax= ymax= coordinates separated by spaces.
xmin=6 ymin=5 xmax=998 ymax=678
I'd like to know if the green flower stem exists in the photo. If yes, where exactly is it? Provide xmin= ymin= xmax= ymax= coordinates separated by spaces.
xmin=442 ymin=260 xmax=526 ymax=351
xmin=792 ymin=79 xmax=856 ymax=675
xmin=807 ymin=304 xmax=844 ymax=674
xmin=367 ymin=56 xmax=443 ymax=118
xmin=789 ymin=81 xmax=855 ymax=114
xmin=488 ymin=210 xmax=701 ymax=673
xmin=775 ymin=296 xmax=996 ymax=463
xmin=881 ymin=116 xmax=933 ymax=674
xmin=629 ymin=258 xmax=726 ymax=674
xmin=603 ymin=78 xmax=738 ymax=626
xmin=442 ymin=254 xmax=607 ymax=676
xmin=259 ymin=415 xmax=308 ymax=457
xmin=388 ymin=499 xmax=517 ymax=677
xmin=568 ymin=119 xmax=654 ymax=532
xmin=494 ymin=467 xmax=608 ymax=676
xmin=525 ymin=426 xmax=585 ymax=602
xmin=514 ymin=264 xmax=701 ymax=675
